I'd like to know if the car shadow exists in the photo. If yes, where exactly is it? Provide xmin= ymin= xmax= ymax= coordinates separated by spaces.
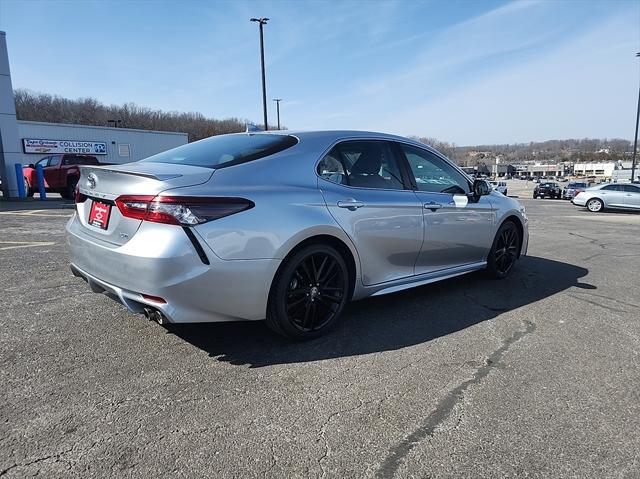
xmin=165 ymin=256 xmax=590 ymax=367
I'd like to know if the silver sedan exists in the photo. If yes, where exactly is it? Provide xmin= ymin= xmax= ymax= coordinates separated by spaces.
xmin=67 ymin=131 xmax=529 ymax=339
xmin=572 ymin=183 xmax=640 ymax=212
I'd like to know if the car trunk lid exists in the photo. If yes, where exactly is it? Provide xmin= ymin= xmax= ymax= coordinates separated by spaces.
xmin=76 ymin=163 xmax=214 ymax=246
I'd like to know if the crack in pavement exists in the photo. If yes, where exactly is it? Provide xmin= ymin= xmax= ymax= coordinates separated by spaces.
xmin=0 ymin=447 xmax=73 ymax=477
xmin=375 ymin=320 xmax=536 ymax=479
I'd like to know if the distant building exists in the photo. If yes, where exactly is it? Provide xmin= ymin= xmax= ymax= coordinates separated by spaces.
xmin=16 ymin=120 xmax=187 ymax=166
xmin=573 ymin=161 xmax=632 ymax=180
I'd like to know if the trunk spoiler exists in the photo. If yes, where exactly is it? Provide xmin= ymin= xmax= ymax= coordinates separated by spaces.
xmin=80 ymin=165 xmax=183 ymax=181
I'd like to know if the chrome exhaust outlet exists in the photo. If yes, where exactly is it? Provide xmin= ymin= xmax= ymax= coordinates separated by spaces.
xmin=143 ymin=307 xmax=167 ymax=325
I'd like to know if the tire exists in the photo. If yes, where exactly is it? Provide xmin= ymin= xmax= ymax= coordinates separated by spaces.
xmin=24 ymin=177 xmax=34 ymax=197
xmin=486 ymin=221 xmax=521 ymax=279
xmin=586 ymin=198 xmax=603 ymax=213
xmin=266 ymin=244 xmax=350 ymax=340
xmin=61 ymin=177 xmax=78 ymax=200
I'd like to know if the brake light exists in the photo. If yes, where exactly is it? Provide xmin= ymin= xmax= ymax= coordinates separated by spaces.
xmin=115 ymin=195 xmax=254 ymax=225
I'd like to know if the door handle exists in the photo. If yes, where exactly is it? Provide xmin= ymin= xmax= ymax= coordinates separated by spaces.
xmin=337 ymin=199 xmax=365 ymax=210
xmin=424 ymin=202 xmax=443 ymax=211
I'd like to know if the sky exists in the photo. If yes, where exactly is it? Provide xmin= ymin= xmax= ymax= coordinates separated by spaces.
xmin=0 ymin=0 xmax=639 ymax=145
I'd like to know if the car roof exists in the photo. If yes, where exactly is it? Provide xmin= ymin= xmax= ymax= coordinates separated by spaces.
xmin=252 ymin=129 xmax=421 ymax=144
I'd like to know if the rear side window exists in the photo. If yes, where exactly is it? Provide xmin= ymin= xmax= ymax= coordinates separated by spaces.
xmin=141 ymin=133 xmax=298 ymax=168
xmin=621 ymin=185 xmax=639 ymax=193
xmin=602 ymin=185 xmax=621 ymax=191
xmin=318 ymin=140 xmax=407 ymax=190
xmin=48 ymin=156 xmax=61 ymax=166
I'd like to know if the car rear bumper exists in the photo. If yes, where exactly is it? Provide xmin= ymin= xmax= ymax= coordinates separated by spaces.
xmin=66 ymin=214 xmax=281 ymax=323
xmin=571 ymin=196 xmax=587 ymax=206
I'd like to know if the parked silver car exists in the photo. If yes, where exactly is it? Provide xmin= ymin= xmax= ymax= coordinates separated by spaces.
xmin=67 ymin=131 xmax=529 ymax=339
xmin=572 ymin=183 xmax=640 ymax=212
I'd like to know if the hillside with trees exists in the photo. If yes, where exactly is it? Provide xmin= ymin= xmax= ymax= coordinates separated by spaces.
xmin=15 ymin=89 xmax=633 ymax=165
xmin=412 ymin=136 xmax=633 ymax=166
xmin=14 ymin=89 xmax=247 ymax=142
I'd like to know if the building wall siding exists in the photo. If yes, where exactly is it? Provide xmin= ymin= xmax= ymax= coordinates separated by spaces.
xmin=16 ymin=121 xmax=188 ymax=165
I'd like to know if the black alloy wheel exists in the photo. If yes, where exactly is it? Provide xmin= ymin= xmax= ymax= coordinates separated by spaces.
xmin=486 ymin=221 xmax=520 ymax=279
xmin=267 ymin=244 xmax=349 ymax=340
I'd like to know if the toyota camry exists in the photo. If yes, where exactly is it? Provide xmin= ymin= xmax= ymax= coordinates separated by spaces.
xmin=67 ymin=131 xmax=529 ymax=339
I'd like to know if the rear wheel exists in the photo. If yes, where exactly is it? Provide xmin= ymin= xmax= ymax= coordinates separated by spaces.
xmin=586 ymin=198 xmax=603 ymax=212
xmin=486 ymin=221 xmax=521 ymax=279
xmin=266 ymin=244 xmax=349 ymax=340
xmin=61 ymin=177 xmax=78 ymax=200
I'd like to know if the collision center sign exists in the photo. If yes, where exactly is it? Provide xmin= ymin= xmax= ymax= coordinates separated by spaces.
xmin=22 ymin=138 xmax=108 ymax=155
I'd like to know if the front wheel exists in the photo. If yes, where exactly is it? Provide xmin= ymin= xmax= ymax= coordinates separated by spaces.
xmin=24 ymin=177 xmax=34 ymax=197
xmin=266 ymin=244 xmax=350 ymax=340
xmin=586 ymin=198 xmax=603 ymax=212
xmin=486 ymin=221 xmax=521 ymax=279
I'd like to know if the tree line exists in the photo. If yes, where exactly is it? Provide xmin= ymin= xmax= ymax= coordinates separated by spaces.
xmin=14 ymin=89 xmax=248 ymax=142
xmin=15 ymin=89 xmax=632 ymax=165
xmin=411 ymin=136 xmax=633 ymax=166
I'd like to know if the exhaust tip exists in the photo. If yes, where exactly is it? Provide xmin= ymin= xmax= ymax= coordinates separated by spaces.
xmin=143 ymin=307 xmax=167 ymax=324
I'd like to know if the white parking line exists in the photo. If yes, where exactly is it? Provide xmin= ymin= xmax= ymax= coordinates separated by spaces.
xmin=0 ymin=210 xmax=73 ymax=217
xmin=564 ymin=215 xmax=640 ymax=224
xmin=0 ymin=241 xmax=57 ymax=251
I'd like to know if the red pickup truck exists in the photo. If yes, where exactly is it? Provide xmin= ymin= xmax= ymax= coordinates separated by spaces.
xmin=23 ymin=154 xmax=112 ymax=199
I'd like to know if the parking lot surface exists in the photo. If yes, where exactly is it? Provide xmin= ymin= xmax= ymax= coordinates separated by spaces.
xmin=1 ymin=180 xmax=639 ymax=478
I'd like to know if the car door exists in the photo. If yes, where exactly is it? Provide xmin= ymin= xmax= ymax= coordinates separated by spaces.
xmin=318 ymin=140 xmax=423 ymax=286
xmin=397 ymin=143 xmax=494 ymax=274
xmin=44 ymin=155 xmax=62 ymax=187
xmin=622 ymin=184 xmax=640 ymax=209
xmin=599 ymin=184 xmax=626 ymax=207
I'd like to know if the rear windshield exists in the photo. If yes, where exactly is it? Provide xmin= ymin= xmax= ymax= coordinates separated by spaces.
xmin=141 ymin=133 xmax=298 ymax=169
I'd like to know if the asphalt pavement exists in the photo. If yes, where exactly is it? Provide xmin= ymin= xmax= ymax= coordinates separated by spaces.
xmin=1 ymin=180 xmax=639 ymax=478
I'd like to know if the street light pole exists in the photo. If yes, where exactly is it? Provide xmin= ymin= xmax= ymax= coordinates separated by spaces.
xmin=250 ymin=17 xmax=269 ymax=131
xmin=273 ymin=98 xmax=282 ymax=130
xmin=631 ymin=52 xmax=640 ymax=183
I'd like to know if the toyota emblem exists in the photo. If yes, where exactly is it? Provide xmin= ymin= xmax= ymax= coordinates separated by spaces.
xmin=87 ymin=173 xmax=97 ymax=189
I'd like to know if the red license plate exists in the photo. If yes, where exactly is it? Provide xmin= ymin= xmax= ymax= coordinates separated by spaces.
xmin=88 ymin=200 xmax=111 ymax=230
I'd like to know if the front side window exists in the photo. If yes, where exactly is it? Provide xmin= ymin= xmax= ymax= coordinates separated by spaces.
xmin=35 ymin=157 xmax=50 ymax=167
xmin=400 ymin=144 xmax=469 ymax=195
xmin=318 ymin=140 xmax=407 ymax=190
xmin=48 ymin=156 xmax=61 ymax=166
xmin=141 ymin=133 xmax=298 ymax=169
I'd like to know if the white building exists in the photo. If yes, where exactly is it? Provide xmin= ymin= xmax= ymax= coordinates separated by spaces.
xmin=16 ymin=121 xmax=187 ymax=166
xmin=572 ymin=161 xmax=632 ymax=180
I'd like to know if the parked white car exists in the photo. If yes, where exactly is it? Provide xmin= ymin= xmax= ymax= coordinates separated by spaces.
xmin=572 ymin=183 xmax=640 ymax=212
xmin=490 ymin=181 xmax=508 ymax=196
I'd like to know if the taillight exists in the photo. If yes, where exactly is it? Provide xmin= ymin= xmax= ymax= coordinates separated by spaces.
xmin=115 ymin=195 xmax=254 ymax=225
xmin=75 ymin=186 xmax=87 ymax=203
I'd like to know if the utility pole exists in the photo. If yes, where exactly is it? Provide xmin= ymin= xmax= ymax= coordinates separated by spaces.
xmin=250 ymin=18 xmax=269 ymax=131
xmin=631 ymin=52 xmax=640 ymax=183
xmin=273 ymin=98 xmax=282 ymax=130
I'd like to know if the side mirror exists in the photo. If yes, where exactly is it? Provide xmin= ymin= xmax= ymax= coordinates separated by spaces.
xmin=472 ymin=179 xmax=491 ymax=197
xmin=28 ymin=164 xmax=35 ymax=169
